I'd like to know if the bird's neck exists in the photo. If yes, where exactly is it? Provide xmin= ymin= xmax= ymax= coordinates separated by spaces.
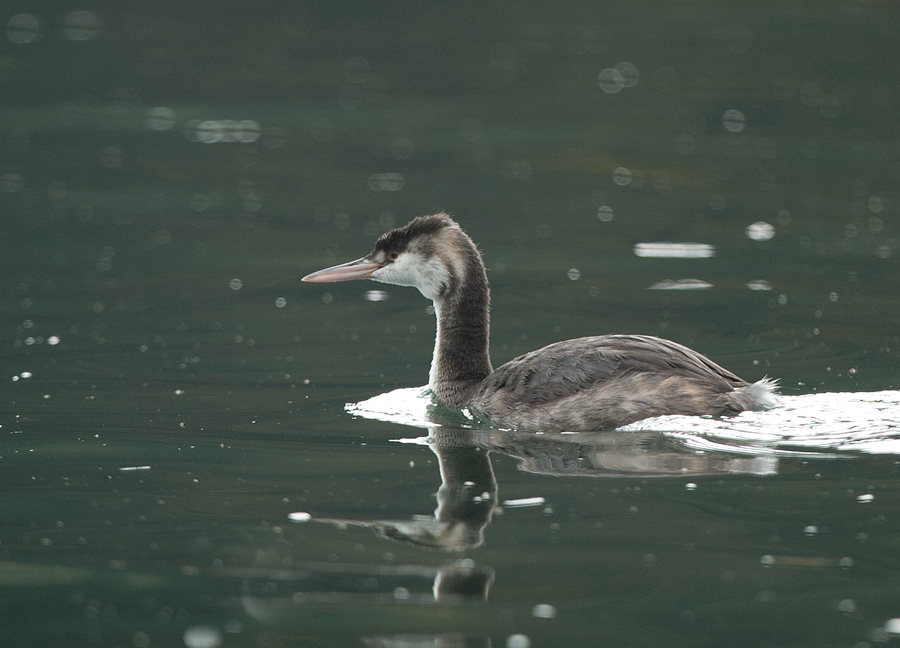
xmin=429 ymin=263 xmax=492 ymax=409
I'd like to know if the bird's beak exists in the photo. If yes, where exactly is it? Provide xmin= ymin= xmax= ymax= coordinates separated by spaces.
xmin=301 ymin=257 xmax=382 ymax=283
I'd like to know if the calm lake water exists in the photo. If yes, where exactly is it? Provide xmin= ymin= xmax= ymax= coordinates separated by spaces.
xmin=2 ymin=2 xmax=900 ymax=647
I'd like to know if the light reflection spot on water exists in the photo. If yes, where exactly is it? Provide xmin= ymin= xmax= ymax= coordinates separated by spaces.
xmin=62 ymin=11 xmax=100 ymax=41
xmin=612 ymin=166 xmax=632 ymax=185
xmin=746 ymin=221 xmax=775 ymax=241
xmin=597 ymin=205 xmax=613 ymax=221
xmin=364 ymin=290 xmax=389 ymax=302
xmin=229 ymin=278 xmax=242 ymax=290
xmin=506 ymin=634 xmax=532 ymax=648
xmin=183 ymin=625 xmax=223 ymax=648
xmin=634 ymin=242 xmax=716 ymax=258
xmin=147 ymin=106 xmax=176 ymax=130
xmin=7 ymin=13 xmax=40 ymax=44
xmin=722 ymin=109 xmax=746 ymax=132
xmin=567 ymin=268 xmax=580 ymax=280
xmin=648 ymin=279 xmax=713 ymax=291
xmin=598 ymin=67 xmax=624 ymax=93
xmin=532 ymin=603 xmax=557 ymax=619
xmin=275 ymin=297 xmax=287 ymax=308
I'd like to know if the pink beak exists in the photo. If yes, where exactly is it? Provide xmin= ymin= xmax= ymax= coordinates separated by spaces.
xmin=302 ymin=257 xmax=382 ymax=283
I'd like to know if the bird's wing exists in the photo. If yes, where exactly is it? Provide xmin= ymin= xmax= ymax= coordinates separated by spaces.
xmin=474 ymin=334 xmax=747 ymax=407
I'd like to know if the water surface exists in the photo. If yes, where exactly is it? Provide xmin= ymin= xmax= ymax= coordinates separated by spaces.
xmin=2 ymin=1 xmax=900 ymax=646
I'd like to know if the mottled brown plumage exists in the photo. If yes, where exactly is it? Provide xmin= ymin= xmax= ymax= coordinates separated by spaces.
xmin=303 ymin=213 xmax=778 ymax=431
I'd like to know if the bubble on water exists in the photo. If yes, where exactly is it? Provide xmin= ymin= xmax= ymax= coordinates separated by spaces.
xmin=275 ymin=297 xmax=287 ymax=308
xmin=597 ymin=205 xmax=614 ymax=221
xmin=760 ymin=554 xmax=775 ymax=567
xmin=532 ymin=603 xmax=557 ymax=619
xmin=364 ymin=290 xmax=390 ymax=302
xmin=839 ymin=557 xmax=854 ymax=569
xmin=567 ymin=268 xmax=581 ymax=280
xmin=48 ymin=336 xmax=60 ymax=345
xmin=183 ymin=625 xmax=222 ymax=648
xmin=857 ymin=493 xmax=874 ymax=503
xmin=746 ymin=221 xmax=775 ymax=241
xmin=722 ymin=109 xmax=746 ymax=132
xmin=229 ymin=278 xmax=243 ymax=290
xmin=885 ymin=618 xmax=900 ymax=635
xmin=288 ymin=511 xmax=311 ymax=522
xmin=803 ymin=525 xmax=818 ymax=536
xmin=392 ymin=587 xmax=410 ymax=600
xmin=685 ymin=482 xmax=697 ymax=491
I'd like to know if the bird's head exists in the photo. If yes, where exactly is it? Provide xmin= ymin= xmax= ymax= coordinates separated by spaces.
xmin=303 ymin=213 xmax=478 ymax=302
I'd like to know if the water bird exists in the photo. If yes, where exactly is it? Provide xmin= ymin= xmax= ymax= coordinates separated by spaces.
xmin=303 ymin=213 xmax=778 ymax=431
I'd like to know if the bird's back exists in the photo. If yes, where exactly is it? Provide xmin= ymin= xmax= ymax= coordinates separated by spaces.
xmin=468 ymin=334 xmax=756 ymax=432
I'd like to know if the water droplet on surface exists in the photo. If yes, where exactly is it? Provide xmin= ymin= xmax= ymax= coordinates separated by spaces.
xmin=275 ymin=297 xmax=287 ymax=308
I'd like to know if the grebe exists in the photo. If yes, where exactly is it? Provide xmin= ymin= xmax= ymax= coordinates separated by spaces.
xmin=303 ymin=213 xmax=778 ymax=431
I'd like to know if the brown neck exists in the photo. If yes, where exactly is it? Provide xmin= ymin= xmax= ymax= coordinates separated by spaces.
xmin=429 ymin=255 xmax=492 ymax=408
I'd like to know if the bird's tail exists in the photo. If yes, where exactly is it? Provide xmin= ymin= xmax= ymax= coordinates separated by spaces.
xmin=729 ymin=377 xmax=780 ymax=412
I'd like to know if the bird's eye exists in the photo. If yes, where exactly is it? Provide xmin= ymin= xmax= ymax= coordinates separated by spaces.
xmin=387 ymin=251 xmax=400 ymax=261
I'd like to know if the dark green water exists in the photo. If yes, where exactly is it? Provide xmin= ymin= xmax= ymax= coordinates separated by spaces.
xmin=3 ymin=2 xmax=900 ymax=646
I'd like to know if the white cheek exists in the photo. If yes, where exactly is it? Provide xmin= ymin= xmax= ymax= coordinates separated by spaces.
xmin=370 ymin=254 xmax=450 ymax=302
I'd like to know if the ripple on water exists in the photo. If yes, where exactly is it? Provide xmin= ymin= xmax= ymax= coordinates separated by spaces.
xmin=348 ymin=388 xmax=900 ymax=456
